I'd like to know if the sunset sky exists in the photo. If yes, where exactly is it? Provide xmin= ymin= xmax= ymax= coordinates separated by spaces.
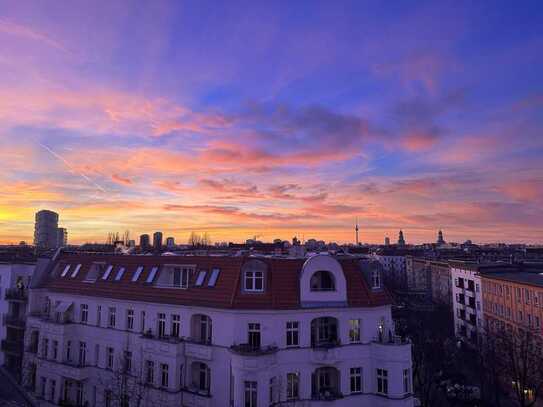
xmin=1 ymin=1 xmax=542 ymax=245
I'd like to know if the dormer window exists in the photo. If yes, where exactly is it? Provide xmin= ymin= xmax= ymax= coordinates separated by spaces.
xmin=245 ymin=270 xmax=264 ymax=292
xmin=173 ymin=267 xmax=190 ymax=288
xmin=372 ymin=270 xmax=381 ymax=289
xmin=310 ymin=270 xmax=335 ymax=291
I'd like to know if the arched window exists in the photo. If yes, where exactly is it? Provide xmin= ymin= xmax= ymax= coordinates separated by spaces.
xmin=311 ymin=367 xmax=341 ymax=400
xmin=191 ymin=314 xmax=212 ymax=344
xmin=191 ymin=362 xmax=210 ymax=394
xmin=310 ymin=271 xmax=335 ymax=291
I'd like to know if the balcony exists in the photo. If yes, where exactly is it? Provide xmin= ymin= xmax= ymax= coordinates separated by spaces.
xmin=185 ymin=341 xmax=213 ymax=361
xmin=2 ymin=314 xmax=25 ymax=329
xmin=1 ymin=339 xmax=23 ymax=354
xmin=229 ymin=344 xmax=278 ymax=356
xmin=5 ymin=288 xmax=28 ymax=302
xmin=311 ymin=390 xmax=343 ymax=401
xmin=183 ymin=391 xmax=211 ymax=407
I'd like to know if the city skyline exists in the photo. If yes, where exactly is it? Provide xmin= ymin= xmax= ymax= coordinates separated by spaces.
xmin=1 ymin=1 xmax=542 ymax=245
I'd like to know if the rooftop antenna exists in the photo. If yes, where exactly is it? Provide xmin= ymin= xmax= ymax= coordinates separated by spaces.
xmin=355 ymin=217 xmax=360 ymax=245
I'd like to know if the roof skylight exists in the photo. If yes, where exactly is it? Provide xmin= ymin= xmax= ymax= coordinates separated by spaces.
xmin=132 ymin=266 xmax=144 ymax=282
xmin=70 ymin=264 xmax=82 ymax=278
xmin=115 ymin=267 xmax=126 ymax=281
xmin=195 ymin=270 xmax=207 ymax=286
xmin=102 ymin=265 xmax=113 ymax=280
xmin=146 ymin=266 xmax=159 ymax=283
xmin=208 ymin=268 xmax=220 ymax=287
xmin=60 ymin=264 xmax=71 ymax=277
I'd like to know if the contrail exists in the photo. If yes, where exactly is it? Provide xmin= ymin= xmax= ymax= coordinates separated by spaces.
xmin=39 ymin=143 xmax=106 ymax=193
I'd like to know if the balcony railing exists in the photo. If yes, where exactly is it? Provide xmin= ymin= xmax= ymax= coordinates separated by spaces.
xmin=373 ymin=334 xmax=410 ymax=345
xmin=5 ymin=288 xmax=28 ymax=301
xmin=2 ymin=314 xmax=25 ymax=328
xmin=230 ymin=343 xmax=278 ymax=356
xmin=1 ymin=339 xmax=24 ymax=354
xmin=311 ymin=389 xmax=343 ymax=401
xmin=311 ymin=339 xmax=341 ymax=349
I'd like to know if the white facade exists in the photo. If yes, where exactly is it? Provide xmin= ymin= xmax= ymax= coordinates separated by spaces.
xmin=450 ymin=266 xmax=484 ymax=343
xmin=23 ymin=254 xmax=413 ymax=407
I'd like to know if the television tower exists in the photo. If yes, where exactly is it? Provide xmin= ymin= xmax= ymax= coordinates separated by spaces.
xmin=355 ymin=218 xmax=360 ymax=245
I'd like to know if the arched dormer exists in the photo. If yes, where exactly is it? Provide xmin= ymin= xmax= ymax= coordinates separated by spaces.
xmin=300 ymin=254 xmax=347 ymax=307
xmin=241 ymin=258 xmax=268 ymax=293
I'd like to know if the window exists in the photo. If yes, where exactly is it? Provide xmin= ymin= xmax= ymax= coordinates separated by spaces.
xmin=193 ymin=362 xmax=211 ymax=393
xmin=40 ymin=376 xmax=46 ymax=397
xmin=64 ymin=340 xmax=72 ymax=362
xmin=108 ymin=307 xmax=116 ymax=328
xmin=107 ymin=347 xmax=114 ymax=369
xmin=349 ymin=319 xmax=361 ymax=342
xmin=476 ymin=301 xmax=481 ymax=310
xmin=52 ymin=340 xmax=58 ymax=360
xmin=518 ymin=311 xmax=523 ymax=322
xmin=80 ymin=304 xmax=88 ymax=324
xmin=208 ymin=268 xmax=220 ymax=286
xmin=536 ymin=316 xmax=540 ymax=328
xmin=97 ymin=305 xmax=102 ymax=326
xmin=516 ymin=287 xmax=522 ymax=303
xmin=158 ymin=313 xmax=166 ymax=338
xmin=310 ymin=270 xmax=335 ymax=291
xmin=476 ymin=283 xmax=480 ymax=292
xmin=42 ymin=338 xmax=48 ymax=358
xmin=115 ymin=267 xmax=125 ymax=281
xmin=244 ymin=270 xmax=264 ymax=292
xmin=79 ymin=341 xmax=86 ymax=366
xmin=286 ymin=321 xmax=299 ymax=347
xmin=102 ymin=265 xmax=113 ymax=280
xmin=244 ymin=381 xmax=257 ymax=407
xmin=173 ymin=267 xmax=190 ymax=288
xmin=372 ymin=270 xmax=381 ymax=289
xmin=146 ymin=266 xmax=159 ymax=283
xmin=248 ymin=323 xmax=261 ymax=348
xmin=287 ymin=373 xmax=299 ymax=400
xmin=403 ymin=368 xmax=412 ymax=393
xmin=71 ymin=264 xmax=82 ymax=278
xmin=350 ymin=367 xmax=362 ymax=393
xmin=124 ymin=351 xmax=132 ymax=372
xmin=171 ymin=314 xmax=180 ymax=338
xmin=269 ymin=377 xmax=279 ymax=404
xmin=126 ymin=309 xmax=134 ymax=330
xmin=140 ymin=311 xmax=146 ymax=333
xmin=60 ymin=264 xmax=71 ymax=277
xmin=132 ymin=266 xmax=144 ymax=282
xmin=161 ymin=363 xmax=169 ymax=388
xmin=50 ymin=379 xmax=56 ymax=401
xmin=104 ymin=390 xmax=112 ymax=407
xmin=146 ymin=360 xmax=154 ymax=384
xmin=376 ymin=368 xmax=388 ymax=395
xmin=195 ymin=271 xmax=207 ymax=286
xmin=94 ymin=344 xmax=100 ymax=366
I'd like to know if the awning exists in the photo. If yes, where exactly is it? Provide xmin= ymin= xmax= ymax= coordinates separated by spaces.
xmin=55 ymin=301 xmax=73 ymax=314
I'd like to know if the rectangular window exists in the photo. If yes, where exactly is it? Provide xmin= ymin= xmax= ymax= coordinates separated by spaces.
xmin=287 ymin=373 xmax=299 ymax=400
xmin=79 ymin=341 xmax=86 ymax=366
xmin=161 ymin=363 xmax=169 ymax=388
xmin=132 ymin=266 xmax=144 ymax=282
xmin=245 ymin=271 xmax=264 ymax=292
xmin=350 ymin=367 xmax=362 ymax=393
xmin=171 ymin=314 xmax=180 ymax=338
xmin=244 ymin=381 xmax=257 ymax=407
xmin=66 ymin=340 xmax=72 ymax=362
xmin=80 ymin=304 xmax=88 ymax=324
xmin=42 ymin=338 xmax=48 ymax=359
xmin=349 ymin=319 xmax=361 ymax=342
xmin=107 ymin=347 xmax=114 ymax=369
xmin=173 ymin=267 xmax=191 ymax=288
xmin=102 ymin=265 xmax=113 ymax=280
xmin=95 ymin=344 xmax=100 ymax=366
xmin=286 ymin=321 xmax=299 ymax=347
xmin=140 ymin=311 xmax=146 ymax=333
xmin=126 ymin=309 xmax=134 ymax=330
xmin=269 ymin=377 xmax=278 ymax=404
xmin=40 ymin=376 xmax=46 ymax=397
xmin=146 ymin=360 xmax=154 ymax=384
xmin=146 ymin=266 xmax=159 ymax=283
xmin=52 ymin=340 xmax=58 ymax=360
xmin=108 ymin=307 xmax=116 ymax=328
xmin=248 ymin=323 xmax=261 ymax=348
xmin=195 ymin=271 xmax=207 ymax=286
xmin=115 ymin=267 xmax=126 ymax=281
xmin=124 ymin=351 xmax=132 ymax=372
xmin=403 ymin=368 xmax=412 ymax=393
xmin=536 ymin=316 xmax=540 ymax=328
xmin=97 ymin=305 xmax=102 ymax=326
xmin=158 ymin=313 xmax=166 ymax=338
xmin=50 ymin=379 xmax=56 ymax=401
xmin=71 ymin=264 xmax=82 ymax=278
xmin=377 ymin=368 xmax=388 ymax=395
xmin=208 ymin=268 xmax=220 ymax=286
xmin=105 ymin=390 xmax=112 ymax=407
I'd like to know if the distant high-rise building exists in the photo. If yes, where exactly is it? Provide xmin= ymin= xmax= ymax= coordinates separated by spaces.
xmin=166 ymin=237 xmax=175 ymax=249
xmin=437 ymin=230 xmax=445 ymax=245
xmin=139 ymin=234 xmax=150 ymax=251
xmin=384 ymin=237 xmax=390 ymax=246
xmin=398 ymin=230 xmax=406 ymax=246
xmin=56 ymin=227 xmax=68 ymax=247
xmin=34 ymin=210 xmax=59 ymax=249
xmin=153 ymin=232 xmax=163 ymax=249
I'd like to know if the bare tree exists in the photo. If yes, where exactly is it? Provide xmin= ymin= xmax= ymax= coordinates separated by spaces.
xmin=188 ymin=231 xmax=201 ymax=248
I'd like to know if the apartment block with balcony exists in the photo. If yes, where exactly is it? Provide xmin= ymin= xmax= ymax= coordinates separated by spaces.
xmin=22 ymin=252 xmax=414 ymax=407
xmin=0 ymin=260 xmax=35 ymax=381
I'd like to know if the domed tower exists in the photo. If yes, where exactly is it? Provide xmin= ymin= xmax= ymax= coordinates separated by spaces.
xmin=398 ymin=230 xmax=405 ymax=246
xmin=437 ymin=230 xmax=445 ymax=245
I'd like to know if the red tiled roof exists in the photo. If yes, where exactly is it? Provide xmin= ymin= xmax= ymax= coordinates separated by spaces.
xmin=44 ymin=253 xmax=391 ymax=310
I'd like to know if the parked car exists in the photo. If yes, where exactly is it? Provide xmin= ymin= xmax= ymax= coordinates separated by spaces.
xmin=446 ymin=384 xmax=481 ymax=401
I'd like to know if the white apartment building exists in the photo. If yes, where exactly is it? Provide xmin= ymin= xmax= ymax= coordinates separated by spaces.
xmin=0 ymin=260 xmax=35 ymax=379
xmin=450 ymin=262 xmax=485 ymax=344
xmin=23 ymin=252 xmax=413 ymax=407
